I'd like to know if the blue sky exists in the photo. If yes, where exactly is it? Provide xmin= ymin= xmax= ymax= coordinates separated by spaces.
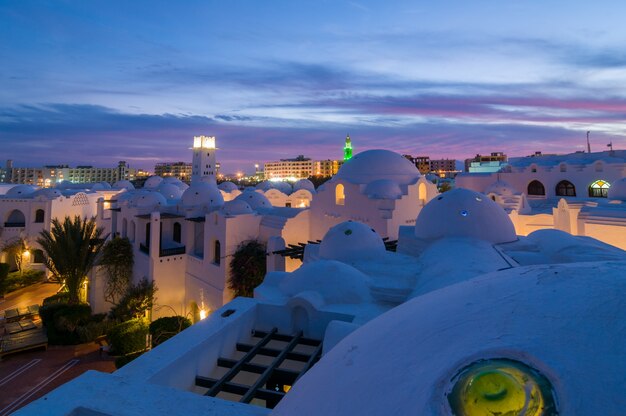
xmin=1 ymin=0 xmax=626 ymax=173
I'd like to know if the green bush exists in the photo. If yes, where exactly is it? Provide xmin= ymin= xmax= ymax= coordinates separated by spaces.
xmin=0 ymin=263 xmax=9 ymax=297
xmin=43 ymin=292 xmax=70 ymax=306
xmin=53 ymin=304 xmax=92 ymax=333
xmin=107 ymin=318 xmax=149 ymax=356
xmin=109 ymin=278 xmax=156 ymax=322
xmin=76 ymin=319 xmax=117 ymax=344
xmin=149 ymin=316 xmax=192 ymax=347
xmin=114 ymin=351 xmax=144 ymax=369
xmin=4 ymin=269 xmax=45 ymax=293
xmin=40 ymin=302 xmax=93 ymax=345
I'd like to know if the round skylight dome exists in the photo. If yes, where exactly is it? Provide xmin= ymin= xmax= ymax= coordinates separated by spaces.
xmin=319 ymin=221 xmax=386 ymax=262
xmin=273 ymin=181 xmax=292 ymax=195
xmin=608 ymin=177 xmax=626 ymax=200
xmin=157 ymin=183 xmax=183 ymax=202
xmin=234 ymin=191 xmax=272 ymax=210
xmin=113 ymin=180 xmax=135 ymax=191
xmin=181 ymin=181 xmax=224 ymax=210
xmin=91 ymin=182 xmax=112 ymax=191
xmin=415 ymin=188 xmax=517 ymax=244
xmin=218 ymin=181 xmax=239 ymax=192
xmin=293 ymin=179 xmax=315 ymax=192
xmin=484 ymin=180 xmax=516 ymax=196
xmin=335 ymin=150 xmax=420 ymax=185
xmin=220 ymin=199 xmax=254 ymax=216
xmin=143 ymin=176 xmax=163 ymax=189
xmin=272 ymin=262 xmax=626 ymax=415
xmin=364 ymin=179 xmax=403 ymax=199
xmin=6 ymin=184 xmax=39 ymax=197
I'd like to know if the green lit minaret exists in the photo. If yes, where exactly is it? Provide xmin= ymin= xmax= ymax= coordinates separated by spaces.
xmin=343 ymin=134 xmax=353 ymax=161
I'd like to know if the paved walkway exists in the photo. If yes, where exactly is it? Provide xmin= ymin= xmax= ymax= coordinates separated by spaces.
xmin=0 ymin=282 xmax=59 ymax=313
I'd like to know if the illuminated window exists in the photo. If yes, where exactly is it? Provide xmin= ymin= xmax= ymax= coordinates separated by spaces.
xmin=589 ymin=180 xmax=610 ymax=198
xmin=448 ymin=358 xmax=558 ymax=416
xmin=335 ymin=184 xmax=345 ymax=205
xmin=556 ymin=180 xmax=576 ymax=197
xmin=527 ymin=180 xmax=545 ymax=196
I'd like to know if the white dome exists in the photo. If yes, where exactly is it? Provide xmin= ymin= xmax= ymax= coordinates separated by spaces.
xmin=218 ymin=181 xmax=239 ymax=192
xmin=255 ymin=181 xmax=275 ymax=192
xmin=273 ymin=261 xmax=626 ymax=415
xmin=484 ymin=180 xmax=516 ymax=196
xmin=55 ymin=180 xmax=73 ymax=190
xmin=335 ymin=150 xmax=420 ymax=185
xmin=181 ymin=181 xmax=224 ymax=210
xmin=6 ymin=184 xmax=39 ymax=197
xmin=219 ymin=199 xmax=254 ymax=216
xmin=32 ymin=188 xmax=63 ymax=199
xmin=415 ymin=188 xmax=517 ymax=244
xmin=113 ymin=180 xmax=135 ymax=191
xmin=132 ymin=191 xmax=167 ymax=208
xmin=278 ymin=260 xmax=371 ymax=305
xmin=157 ymin=183 xmax=183 ymax=202
xmin=319 ymin=221 xmax=386 ymax=262
xmin=293 ymin=179 xmax=315 ymax=193
xmin=91 ymin=182 xmax=112 ymax=191
xmin=143 ymin=176 xmax=163 ymax=189
xmin=234 ymin=191 xmax=272 ymax=210
xmin=608 ymin=177 xmax=626 ymax=200
xmin=363 ymin=179 xmax=403 ymax=199
xmin=161 ymin=177 xmax=182 ymax=185
xmin=273 ymin=181 xmax=292 ymax=195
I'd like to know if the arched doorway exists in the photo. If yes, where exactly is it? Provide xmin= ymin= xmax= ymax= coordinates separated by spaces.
xmin=556 ymin=180 xmax=576 ymax=197
xmin=335 ymin=184 xmax=345 ymax=205
xmin=5 ymin=209 xmax=26 ymax=227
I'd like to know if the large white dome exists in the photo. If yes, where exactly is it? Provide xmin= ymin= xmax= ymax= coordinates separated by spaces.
xmin=218 ymin=181 xmax=239 ymax=193
xmin=293 ymin=179 xmax=315 ymax=193
xmin=32 ymin=188 xmax=63 ymax=199
xmin=273 ymin=181 xmax=292 ymax=195
xmin=219 ymin=199 xmax=254 ymax=216
xmin=113 ymin=180 xmax=135 ymax=191
xmin=234 ymin=191 xmax=272 ymax=210
xmin=143 ymin=176 xmax=163 ymax=190
xmin=415 ymin=188 xmax=517 ymax=244
xmin=157 ymin=183 xmax=183 ymax=202
xmin=181 ymin=181 xmax=224 ymax=210
xmin=335 ymin=150 xmax=420 ymax=185
xmin=319 ymin=221 xmax=386 ymax=263
xmin=363 ymin=179 xmax=403 ymax=199
xmin=608 ymin=177 xmax=626 ymax=200
xmin=6 ymin=184 xmax=39 ymax=197
xmin=255 ymin=181 xmax=275 ymax=192
xmin=132 ymin=191 xmax=167 ymax=208
xmin=272 ymin=261 xmax=626 ymax=415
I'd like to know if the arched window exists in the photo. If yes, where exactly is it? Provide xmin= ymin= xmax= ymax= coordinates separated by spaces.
xmin=527 ymin=180 xmax=545 ymax=196
xmin=418 ymin=183 xmax=427 ymax=202
xmin=5 ymin=209 xmax=26 ymax=227
xmin=335 ymin=184 xmax=345 ymax=205
xmin=34 ymin=209 xmax=45 ymax=223
xmin=589 ymin=180 xmax=610 ymax=198
xmin=213 ymin=240 xmax=221 ymax=265
xmin=122 ymin=218 xmax=128 ymax=238
xmin=173 ymin=222 xmax=182 ymax=243
xmin=556 ymin=180 xmax=576 ymax=197
xmin=32 ymin=249 xmax=45 ymax=264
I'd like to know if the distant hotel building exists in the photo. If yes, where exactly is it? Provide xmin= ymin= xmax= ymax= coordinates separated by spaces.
xmin=263 ymin=136 xmax=349 ymax=180
xmin=464 ymin=152 xmax=508 ymax=173
xmin=3 ymin=160 xmax=137 ymax=187
xmin=404 ymin=155 xmax=460 ymax=178
xmin=154 ymin=162 xmax=193 ymax=182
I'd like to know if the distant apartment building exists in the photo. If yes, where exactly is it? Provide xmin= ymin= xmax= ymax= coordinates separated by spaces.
xmin=403 ymin=155 xmax=431 ymax=174
xmin=464 ymin=152 xmax=508 ymax=173
xmin=3 ymin=160 xmax=136 ymax=187
xmin=404 ymin=155 xmax=460 ymax=178
xmin=154 ymin=162 xmax=193 ymax=182
xmin=264 ymin=156 xmax=344 ymax=180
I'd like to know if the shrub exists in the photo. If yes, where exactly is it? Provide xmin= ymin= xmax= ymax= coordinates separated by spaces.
xmin=40 ymin=302 xmax=93 ymax=345
xmin=114 ymin=351 xmax=144 ymax=369
xmin=43 ymin=292 xmax=71 ymax=306
xmin=149 ymin=316 xmax=192 ymax=347
xmin=107 ymin=318 xmax=149 ymax=356
xmin=228 ymin=240 xmax=267 ymax=297
xmin=3 ymin=269 xmax=46 ymax=293
xmin=0 ymin=263 xmax=9 ymax=297
xmin=109 ymin=278 xmax=156 ymax=322
xmin=76 ymin=319 xmax=117 ymax=344
xmin=53 ymin=304 xmax=92 ymax=333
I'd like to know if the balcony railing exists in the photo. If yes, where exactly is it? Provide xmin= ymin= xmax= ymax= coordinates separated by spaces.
xmin=139 ymin=243 xmax=150 ymax=255
xmin=4 ymin=222 xmax=26 ymax=228
xmin=160 ymin=246 xmax=186 ymax=257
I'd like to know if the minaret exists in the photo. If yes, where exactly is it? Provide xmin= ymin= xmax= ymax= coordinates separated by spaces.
xmin=191 ymin=135 xmax=217 ymax=183
xmin=343 ymin=134 xmax=353 ymax=161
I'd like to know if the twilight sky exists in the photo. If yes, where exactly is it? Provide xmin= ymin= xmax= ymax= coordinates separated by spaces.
xmin=2 ymin=0 xmax=626 ymax=173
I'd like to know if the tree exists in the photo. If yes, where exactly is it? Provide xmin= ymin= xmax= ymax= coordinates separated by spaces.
xmin=109 ymin=278 xmax=157 ymax=321
xmin=37 ymin=216 xmax=106 ymax=304
xmin=228 ymin=240 xmax=267 ymax=298
xmin=99 ymin=237 xmax=134 ymax=305
xmin=1 ymin=237 xmax=27 ymax=274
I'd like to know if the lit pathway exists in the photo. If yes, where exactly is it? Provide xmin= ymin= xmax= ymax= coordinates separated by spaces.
xmin=0 ymin=282 xmax=59 ymax=313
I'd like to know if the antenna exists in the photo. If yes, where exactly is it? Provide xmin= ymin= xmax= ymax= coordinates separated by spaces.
xmin=586 ymin=131 xmax=591 ymax=153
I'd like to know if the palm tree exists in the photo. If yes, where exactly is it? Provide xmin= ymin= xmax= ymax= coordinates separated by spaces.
xmin=37 ymin=216 xmax=107 ymax=304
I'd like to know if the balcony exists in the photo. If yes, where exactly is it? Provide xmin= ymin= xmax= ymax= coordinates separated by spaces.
xmin=139 ymin=243 xmax=150 ymax=255
xmin=4 ymin=222 xmax=26 ymax=228
xmin=160 ymin=246 xmax=186 ymax=257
